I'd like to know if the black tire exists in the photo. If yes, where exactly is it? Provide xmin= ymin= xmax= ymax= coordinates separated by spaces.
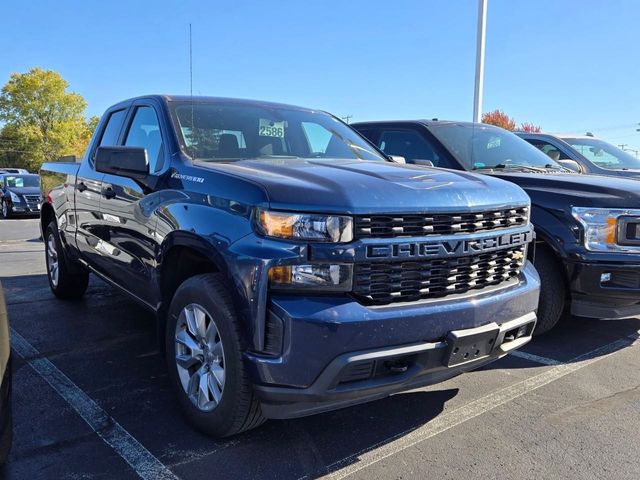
xmin=533 ymin=246 xmax=565 ymax=335
xmin=1 ymin=200 xmax=11 ymax=219
xmin=165 ymin=273 xmax=265 ymax=437
xmin=45 ymin=221 xmax=89 ymax=299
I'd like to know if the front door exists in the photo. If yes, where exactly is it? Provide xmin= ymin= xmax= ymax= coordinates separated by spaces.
xmin=98 ymin=102 xmax=166 ymax=307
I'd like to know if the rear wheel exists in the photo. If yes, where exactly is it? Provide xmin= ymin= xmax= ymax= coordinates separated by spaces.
xmin=45 ymin=221 xmax=89 ymax=299
xmin=533 ymin=246 xmax=565 ymax=335
xmin=166 ymin=273 xmax=265 ymax=437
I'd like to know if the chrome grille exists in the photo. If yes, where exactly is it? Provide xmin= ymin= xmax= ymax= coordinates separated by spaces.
xmin=353 ymin=245 xmax=526 ymax=305
xmin=354 ymin=207 xmax=528 ymax=239
xmin=23 ymin=194 xmax=40 ymax=204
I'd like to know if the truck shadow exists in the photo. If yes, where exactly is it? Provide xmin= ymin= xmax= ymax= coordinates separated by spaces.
xmin=272 ymin=388 xmax=458 ymax=479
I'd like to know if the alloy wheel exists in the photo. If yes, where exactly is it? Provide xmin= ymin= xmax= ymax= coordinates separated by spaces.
xmin=174 ymin=303 xmax=226 ymax=412
xmin=46 ymin=232 xmax=59 ymax=287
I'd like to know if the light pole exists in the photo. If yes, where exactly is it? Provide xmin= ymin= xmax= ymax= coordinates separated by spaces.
xmin=473 ymin=0 xmax=488 ymax=123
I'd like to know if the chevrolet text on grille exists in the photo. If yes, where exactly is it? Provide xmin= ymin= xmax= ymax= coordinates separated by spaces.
xmin=366 ymin=230 xmax=532 ymax=259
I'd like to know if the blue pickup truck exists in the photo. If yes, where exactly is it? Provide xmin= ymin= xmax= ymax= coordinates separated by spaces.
xmin=40 ymin=95 xmax=539 ymax=437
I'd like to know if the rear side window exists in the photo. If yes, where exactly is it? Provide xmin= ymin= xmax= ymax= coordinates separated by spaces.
xmin=125 ymin=106 xmax=164 ymax=172
xmin=99 ymin=109 xmax=127 ymax=147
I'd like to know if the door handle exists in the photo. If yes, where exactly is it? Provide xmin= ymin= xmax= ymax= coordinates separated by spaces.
xmin=77 ymin=181 xmax=88 ymax=192
xmin=101 ymin=184 xmax=116 ymax=200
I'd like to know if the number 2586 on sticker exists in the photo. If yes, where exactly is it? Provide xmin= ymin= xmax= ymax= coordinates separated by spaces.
xmin=259 ymin=119 xmax=285 ymax=138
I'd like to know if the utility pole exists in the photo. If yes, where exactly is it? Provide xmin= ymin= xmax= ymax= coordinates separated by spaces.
xmin=473 ymin=0 xmax=488 ymax=123
xmin=341 ymin=115 xmax=353 ymax=124
xmin=618 ymin=144 xmax=628 ymax=150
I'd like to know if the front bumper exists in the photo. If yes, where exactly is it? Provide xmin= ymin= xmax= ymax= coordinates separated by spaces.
xmin=7 ymin=200 xmax=40 ymax=216
xmin=568 ymin=260 xmax=640 ymax=319
xmin=255 ymin=313 xmax=536 ymax=419
xmin=246 ymin=262 xmax=540 ymax=419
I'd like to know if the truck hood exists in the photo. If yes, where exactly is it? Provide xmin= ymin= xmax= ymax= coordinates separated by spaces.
xmin=197 ymin=159 xmax=530 ymax=214
xmin=606 ymin=169 xmax=640 ymax=178
xmin=489 ymin=172 xmax=640 ymax=209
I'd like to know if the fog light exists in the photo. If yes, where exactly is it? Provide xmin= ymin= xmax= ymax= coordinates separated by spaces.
xmin=600 ymin=272 xmax=612 ymax=284
xmin=516 ymin=325 xmax=528 ymax=339
xmin=504 ymin=324 xmax=530 ymax=343
xmin=269 ymin=264 xmax=352 ymax=291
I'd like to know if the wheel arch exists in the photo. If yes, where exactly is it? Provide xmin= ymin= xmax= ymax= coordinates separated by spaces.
xmin=157 ymin=231 xmax=230 ymax=306
xmin=40 ymin=203 xmax=55 ymax=239
xmin=156 ymin=231 xmax=251 ymax=349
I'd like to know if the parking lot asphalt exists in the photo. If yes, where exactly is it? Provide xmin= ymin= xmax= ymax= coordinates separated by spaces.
xmin=1 ymin=218 xmax=639 ymax=479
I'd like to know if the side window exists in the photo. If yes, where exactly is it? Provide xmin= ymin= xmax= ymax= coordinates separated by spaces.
xmin=377 ymin=129 xmax=453 ymax=168
xmin=527 ymin=139 xmax=571 ymax=161
xmin=124 ymin=106 xmax=164 ymax=173
xmin=302 ymin=122 xmax=333 ymax=154
xmin=98 ymin=109 xmax=127 ymax=147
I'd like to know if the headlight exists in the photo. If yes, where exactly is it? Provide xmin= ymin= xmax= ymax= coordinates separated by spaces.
xmin=9 ymin=191 xmax=20 ymax=203
xmin=269 ymin=264 xmax=353 ymax=291
xmin=255 ymin=209 xmax=353 ymax=243
xmin=572 ymin=207 xmax=640 ymax=252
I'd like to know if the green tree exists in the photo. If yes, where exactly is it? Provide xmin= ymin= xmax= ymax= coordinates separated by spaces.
xmin=0 ymin=68 xmax=97 ymax=171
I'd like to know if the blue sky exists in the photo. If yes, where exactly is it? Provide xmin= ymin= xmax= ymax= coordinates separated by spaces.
xmin=2 ymin=0 xmax=640 ymax=150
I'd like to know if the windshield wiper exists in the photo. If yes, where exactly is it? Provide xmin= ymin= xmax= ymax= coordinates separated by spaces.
xmin=473 ymin=163 xmax=548 ymax=173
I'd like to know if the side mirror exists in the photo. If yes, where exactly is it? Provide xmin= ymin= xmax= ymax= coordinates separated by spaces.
xmin=95 ymin=146 xmax=149 ymax=179
xmin=557 ymin=159 xmax=583 ymax=173
xmin=412 ymin=159 xmax=435 ymax=167
xmin=388 ymin=155 xmax=406 ymax=164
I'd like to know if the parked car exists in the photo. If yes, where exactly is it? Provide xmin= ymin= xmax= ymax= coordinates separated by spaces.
xmin=517 ymin=132 xmax=640 ymax=178
xmin=0 ymin=173 xmax=41 ymax=218
xmin=0 ymin=283 xmax=12 ymax=464
xmin=40 ymin=95 xmax=540 ymax=437
xmin=354 ymin=120 xmax=640 ymax=334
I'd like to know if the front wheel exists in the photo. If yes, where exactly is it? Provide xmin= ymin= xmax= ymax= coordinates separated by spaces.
xmin=45 ymin=221 xmax=89 ymax=299
xmin=166 ymin=273 xmax=265 ymax=437
xmin=533 ymin=246 xmax=566 ymax=335
xmin=1 ymin=201 xmax=11 ymax=219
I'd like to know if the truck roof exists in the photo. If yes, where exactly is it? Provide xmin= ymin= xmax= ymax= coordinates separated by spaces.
xmin=514 ymin=131 xmax=598 ymax=140
xmin=355 ymin=119 xmax=479 ymax=128
xmin=111 ymin=94 xmax=318 ymax=113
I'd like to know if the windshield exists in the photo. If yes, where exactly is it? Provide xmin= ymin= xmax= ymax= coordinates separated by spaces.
xmin=169 ymin=101 xmax=384 ymax=162
xmin=428 ymin=123 xmax=565 ymax=171
xmin=4 ymin=175 xmax=39 ymax=188
xmin=563 ymin=137 xmax=640 ymax=170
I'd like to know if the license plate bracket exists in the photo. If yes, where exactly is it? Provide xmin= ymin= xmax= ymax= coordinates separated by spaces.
xmin=444 ymin=323 xmax=500 ymax=367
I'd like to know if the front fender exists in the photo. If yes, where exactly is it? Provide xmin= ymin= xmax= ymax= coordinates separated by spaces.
xmin=155 ymin=195 xmax=304 ymax=351
xmin=530 ymin=205 xmax=579 ymax=260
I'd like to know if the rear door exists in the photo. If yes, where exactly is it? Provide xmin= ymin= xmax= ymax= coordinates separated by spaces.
xmin=75 ymin=107 xmax=128 ymax=268
xmin=98 ymin=100 xmax=167 ymax=306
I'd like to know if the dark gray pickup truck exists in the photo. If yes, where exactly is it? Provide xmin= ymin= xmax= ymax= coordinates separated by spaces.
xmin=40 ymin=95 xmax=540 ymax=437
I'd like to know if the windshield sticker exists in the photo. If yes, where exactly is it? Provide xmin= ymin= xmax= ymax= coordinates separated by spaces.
xmin=487 ymin=136 xmax=501 ymax=149
xmin=259 ymin=119 xmax=285 ymax=138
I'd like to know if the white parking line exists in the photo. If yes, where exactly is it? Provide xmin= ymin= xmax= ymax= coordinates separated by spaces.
xmin=10 ymin=328 xmax=178 ymax=480
xmin=509 ymin=350 xmax=561 ymax=365
xmin=314 ymin=330 xmax=640 ymax=480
